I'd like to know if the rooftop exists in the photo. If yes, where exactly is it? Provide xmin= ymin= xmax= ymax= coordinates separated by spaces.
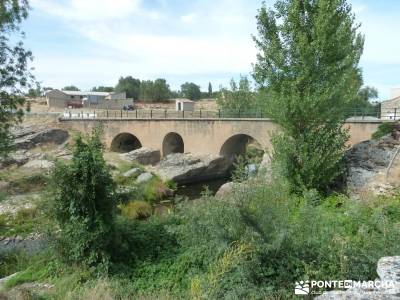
xmin=175 ymin=98 xmax=195 ymax=103
xmin=62 ymin=91 xmax=111 ymax=96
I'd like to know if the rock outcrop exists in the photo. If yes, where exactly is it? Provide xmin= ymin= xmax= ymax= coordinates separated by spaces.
xmin=148 ymin=153 xmax=231 ymax=184
xmin=346 ymin=134 xmax=400 ymax=197
xmin=120 ymin=147 xmax=161 ymax=166
xmin=317 ymin=257 xmax=400 ymax=299
xmin=123 ymin=168 xmax=142 ymax=178
xmin=12 ymin=126 xmax=69 ymax=150
xmin=21 ymin=159 xmax=54 ymax=170
xmin=136 ymin=172 xmax=154 ymax=184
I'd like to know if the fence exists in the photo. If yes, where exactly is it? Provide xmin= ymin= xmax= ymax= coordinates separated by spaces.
xmin=61 ymin=109 xmax=268 ymax=120
xmin=60 ymin=107 xmax=400 ymax=121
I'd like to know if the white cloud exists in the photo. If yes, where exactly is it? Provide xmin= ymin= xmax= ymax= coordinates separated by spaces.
xmin=31 ymin=0 xmax=257 ymax=80
xmin=31 ymin=0 xmax=141 ymax=21
xmin=180 ymin=13 xmax=196 ymax=23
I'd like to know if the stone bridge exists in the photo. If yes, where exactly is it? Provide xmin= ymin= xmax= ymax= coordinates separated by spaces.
xmin=59 ymin=117 xmax=383 ymax=160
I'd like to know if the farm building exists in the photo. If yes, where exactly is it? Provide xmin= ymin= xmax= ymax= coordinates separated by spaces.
xmin=45 ymin=89 xmax=132 ymax=109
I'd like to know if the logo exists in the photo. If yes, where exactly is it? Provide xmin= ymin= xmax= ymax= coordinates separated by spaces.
xmin=295 ymin=281 xmax=310 ymax=295
xmin=294 ymin=280 xmax=396 ymax=296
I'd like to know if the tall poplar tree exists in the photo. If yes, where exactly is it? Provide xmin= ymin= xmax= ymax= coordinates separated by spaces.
xmin=253 ymin=0 xmax=364 ymax=192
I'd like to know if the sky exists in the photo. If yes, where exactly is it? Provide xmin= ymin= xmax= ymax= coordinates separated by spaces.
xmin=20 ymin=0 xmax=400 ymax=100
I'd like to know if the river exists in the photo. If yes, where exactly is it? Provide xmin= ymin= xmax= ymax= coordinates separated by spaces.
xmin=175 ymin=178 xmax=229 ymax=200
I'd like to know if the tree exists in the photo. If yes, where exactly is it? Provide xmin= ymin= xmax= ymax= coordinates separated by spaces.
xmin=115 ymin=76 xmax=141 ymax=100
xmin=62 ymin=85 xmax=80 ymax=91
xmin=152 ymin=78 xmax=171 ymax=101
xmin=139 ymin=80 xmax=154 ymax=101
xmin=92 ymin=86 xmax=114 ymax=93
xmin=208 ymin=82 xmax=213 ymax=97
xmin=0 ymin=0 xmax=33 ymax=158
xmin=26 ymin=82 xmax=42 ymax=98
xmin=351 ymin=86 xmax=378 ymax=110
xmin=253 ymin=0 xmax=364 ymax=193
xmin=217 ymin=77 xmax=256 ymax=111
xmin=51 ymin=129 xmax=116 ymax=270
xmin=181 ymin=82 xmax=201 ymax=100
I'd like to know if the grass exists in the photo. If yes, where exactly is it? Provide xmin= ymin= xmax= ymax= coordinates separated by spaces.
xmin=120 ymin=200 xmax=153 ymax=220
xmin=372 ymin=122 xmax=396 ymax=139
xmin=0 ymin=207 xmax=45 ymax=238
xmin=1 ymin=184 xmax=400 ymax=299
xmin=0 ymin=194 xmax=53 ymax=238
xmin=2 ymin=171 xmax=49 ymax=195
xmin=0 ymin=191 xmax=7 ymax=202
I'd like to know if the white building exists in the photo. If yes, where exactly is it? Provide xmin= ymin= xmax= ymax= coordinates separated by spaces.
xmin=380 ymin=88 xmax=400 ymax=120
xmin=175 ymin=99 xmax=195 ymax=112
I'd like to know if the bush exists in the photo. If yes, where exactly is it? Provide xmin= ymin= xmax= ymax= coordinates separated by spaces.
xmin=272 ymin=124 xmax=348 ymax=194
xmin=123 ymin=179 xmax=400 ymax=299
xmin=120 ymin=200 xmax=152 ymax=220
xmin=4 ymin=174 xmax=400 ymax=299
xmin=50 ymin=129 xmax=117 ymax=270
xmin=372 ymin=122 xmax=396 ymax=140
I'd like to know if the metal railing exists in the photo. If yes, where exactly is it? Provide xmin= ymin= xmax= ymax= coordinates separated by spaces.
xmin=61 ymin=109 xmax=268 ymax=120
xmin=59 ymin=107 xmax=400 ymax=121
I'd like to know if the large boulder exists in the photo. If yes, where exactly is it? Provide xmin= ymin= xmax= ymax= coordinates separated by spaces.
xmin=120 ymin=147 xmax=161 ymax=166
xmin=13 ymin=127 xmax=69 ymax=150
xmin=0 ymin=151 xmax=30 ymax=169
xmin=148 ymin=153 xmax=231 ymax=184
xmin=317 ymin=257 xmax=400 ymax=299
xmin=136 ymin=172 xmax=154 ymax=184
xmin=123 ymin=168 xmax=142 ymax=178
xmin=346 ymin=134 xmax=400 ymax=198
xmin=215 ymin=182 xmax=236 ymax=198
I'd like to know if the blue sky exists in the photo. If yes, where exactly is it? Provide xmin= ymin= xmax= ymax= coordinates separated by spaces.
xmin=21 ymin=0 xmax=400 ymax=100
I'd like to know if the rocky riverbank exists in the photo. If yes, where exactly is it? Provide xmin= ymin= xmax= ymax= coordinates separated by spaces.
xmin=346 ymin=131 xmax=400 ymax=198
xmin=120 ymin=147 xmax=233 ymax=184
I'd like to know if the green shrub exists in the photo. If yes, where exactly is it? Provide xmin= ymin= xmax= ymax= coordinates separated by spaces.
xmin=120 ymin=200 xmax=152 ymax=220
xmin=372 ymin=122 xmax=396 ymax=139
xmin=272 ymin=125 xmax=348 ymax=194
xmin=50 ymin=129 xmax=117 ymax=271
xmin=122 ymin=179 xmax=400 ymax=299
xmin=127 ymin=177 xmax=172 ymax=204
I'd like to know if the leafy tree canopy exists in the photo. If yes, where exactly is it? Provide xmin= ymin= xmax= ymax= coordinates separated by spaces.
xmin=92 ymin=86 xmax=114 ymax=93
xmin=115 ymin=76 xmax=141 ymax=100
xmin=253 ymin=0 xmax=364 ymax=192
xmin=181 ymin=82 xmax=201 ymax=100
xmin=26 ymin=82 xmax=42 ymax=98
xmin=139 ymin=78 xmax=171 ymax=102
xmin=0 ymin=0 xmax=33 ymax=157
xmin=62 ymin=85 xmax=80 ymax=91
xmin=350 ymin=86 xmax=379 ymax=110
xmin=217 ymin=77 xmax=256 ymax=111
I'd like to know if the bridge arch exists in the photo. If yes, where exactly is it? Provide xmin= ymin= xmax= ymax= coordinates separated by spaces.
xmin=110 ymin=133 xmax=142 ymax=153
xmin=163 ymin=132 xmax=184 ymax=156
xmin=220 ymin=134 xmax=261 ymax=161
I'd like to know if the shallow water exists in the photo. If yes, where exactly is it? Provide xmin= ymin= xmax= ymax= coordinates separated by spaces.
xmin=176 ymin=178 xmax=229 ymax=200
